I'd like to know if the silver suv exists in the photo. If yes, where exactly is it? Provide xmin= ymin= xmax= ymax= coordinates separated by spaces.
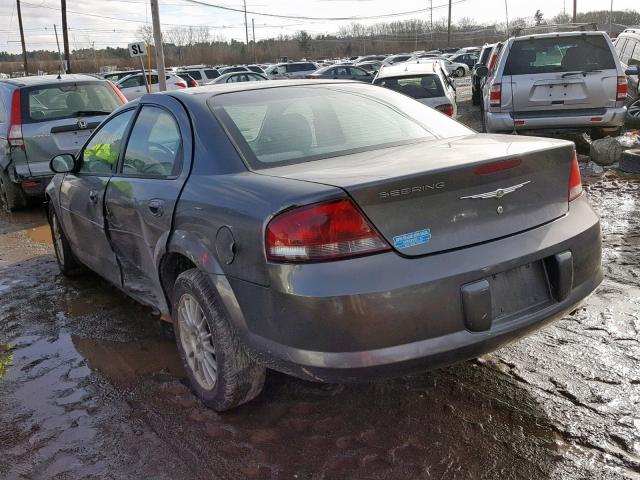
xmin=265 ymin=62 xmax=318 ymax=79
xmin=479 ymin=31 xmax=627 ymax=136
xmin=0 ymin=74 xmax=126 ymax=211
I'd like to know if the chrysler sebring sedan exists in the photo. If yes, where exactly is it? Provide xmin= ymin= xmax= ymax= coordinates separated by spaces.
xmin=46 ymin=80 xmax=602 ymax=411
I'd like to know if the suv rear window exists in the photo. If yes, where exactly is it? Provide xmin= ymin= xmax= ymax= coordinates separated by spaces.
xmin=183 ymin=70 xmax=202 ymax=80
xmin=25 ymin=82 xmax=122 ymax=123
xmin=210 ymin=85 xmax=470 ymax=169
xmin=374 ymin=75 xmax=445 ymax=99
xmin=505 ymin=35 xmax=616 ymax=75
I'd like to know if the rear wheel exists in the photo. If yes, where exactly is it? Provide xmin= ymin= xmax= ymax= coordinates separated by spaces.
xmin=456 ymin=67 xmax=465 ymax=78
xmin=172 ymin=269 xmax=266 ymax=411
xmin=472 ymin=89 xmax=481 ymax=106
xmin=48 ymin=203 xmax=85 ymax=276
xmin=626 ymin=97 xmax=640 ymax=128
xmin=0 ymin=170 xmax=26 ymax=213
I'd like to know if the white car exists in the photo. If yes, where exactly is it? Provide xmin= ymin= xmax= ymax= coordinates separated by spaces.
xmin=435 ymin=58 xmax=470 ymax=77
xmin=373 ymin=61 xmax=458 ymax=117
xmin=115 ymin=72 xmax=187 ymax=100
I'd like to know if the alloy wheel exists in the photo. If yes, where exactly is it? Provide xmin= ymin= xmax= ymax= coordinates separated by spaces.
xmin=628 ymin=99 xmax=640 ymax=118
xmin=178 ymin=293 xmax=218 ymax=391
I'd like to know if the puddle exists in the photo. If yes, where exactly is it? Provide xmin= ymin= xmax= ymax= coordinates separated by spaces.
xmin=26 ymin=225 xmax=52 ymax=245
xmin=72 ymin=336 xmax=184 ymax=386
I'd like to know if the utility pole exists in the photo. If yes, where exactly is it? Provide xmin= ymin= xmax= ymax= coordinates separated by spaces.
xmin=150 ymin=0 xmax=167 ymax=91
xmin=429 ymin=0 xmax=433 ymax=48
xmin=16 ymin=0 xmax=28 ymax=75
xmin=243 ymin=0 xmax=249 ymax=45
xmin=505 ymin=0 xmax=510 ymax=37
xmin=447 ymin=0 xmax=452 ymax=46
xmin=572 ymin=0 xmax=577 ymax=23
xmin=252 ymin=18 xmax=256 ymax=63
xmin=53 ymin=25 xmax=65 ymax=74
xmin=61 ymin=0 xmax=71 ymax=72
xmin=609 ymin=0 xmax=614 ymax=37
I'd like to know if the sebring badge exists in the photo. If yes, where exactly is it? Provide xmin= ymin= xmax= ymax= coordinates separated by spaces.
xmin=460 ymin=181 xmax=531 ymax=200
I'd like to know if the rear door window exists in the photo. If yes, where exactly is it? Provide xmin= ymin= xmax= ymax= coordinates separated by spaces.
xmin=205 ymin=69 xmax=219 ymax=79
xmin=119 ymin=76 xmax=143 ymax=89
xmin=25 ymin=82 xmax=123 ymax=123
xmin=621 ymin=39 xmax=637 ymax=65
xmin=505 ymin=35 xmax=616 ymax=75
xmin=615 ymin=38 xmax=627 ymax=55
xmin=629 ymin=41 xmax=640 ymax=66
xmin=121 ymin=106 xmax=182 ymax=177
xmin=184 ymin=70 xmax=202 ymax=80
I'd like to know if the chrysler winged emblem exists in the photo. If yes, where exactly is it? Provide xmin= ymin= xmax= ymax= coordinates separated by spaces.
xmin=77 ymin=119 xmax=88 ymax=129
xmin=460 ymin=181 xmax=531 ymax=200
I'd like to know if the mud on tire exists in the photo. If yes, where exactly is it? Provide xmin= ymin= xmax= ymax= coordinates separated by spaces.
xmin=172 ymin=269 xmax=266 ymax=411
xmin=48 ymin=202 xmax=85 ymax=276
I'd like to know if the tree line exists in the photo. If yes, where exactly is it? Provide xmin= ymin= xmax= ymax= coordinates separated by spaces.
xmin=1 ymin=9 xmax=638 ymax=75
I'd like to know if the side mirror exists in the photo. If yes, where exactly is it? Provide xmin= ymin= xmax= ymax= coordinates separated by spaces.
xmin=625 ymin=65 xmax=640 ymax=76
xmin=50 ymin=154 xmax=76 ymax=174
xmin=475 ymin=65 xmax=489 ymax=78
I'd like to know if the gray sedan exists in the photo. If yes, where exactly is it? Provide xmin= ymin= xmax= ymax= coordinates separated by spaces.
xmin=45 ymin=80 xmax=603 ymax=411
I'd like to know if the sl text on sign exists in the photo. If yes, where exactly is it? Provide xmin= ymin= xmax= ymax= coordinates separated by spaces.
xmin=128 ymin=42 xmax=147 ymax=58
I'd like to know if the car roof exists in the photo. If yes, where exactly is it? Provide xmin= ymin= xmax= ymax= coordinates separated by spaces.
xmin=512 ymin=30 xmax=607 ymax=41
xmin=0 ymin=74 xmax=105 ymax=88
xmin=376 ymin=62 xmax=439 ymax=78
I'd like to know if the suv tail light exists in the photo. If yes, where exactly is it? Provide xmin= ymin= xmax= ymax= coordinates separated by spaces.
xmin=108 ymin=81 xmax=128 ymax=104
xmin=8 ymin=89 xmax=24 ymax=148
xmin=175 ymin=81 xmax=188 ymax=89
xmin=616 ymin=76 xmax=628 ymax=101
xmin=266 ymin=198 xmax=390 ymax=262
xmin=569 ymin=150 xmax=583 ymax=202
xmin=489 ymin=83 xmax=501 ymax=112
xmin=435 ymin=104 xmax=454 ymax=116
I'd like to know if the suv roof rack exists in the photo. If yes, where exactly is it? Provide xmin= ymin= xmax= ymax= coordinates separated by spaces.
xmin=511 ymin=23 xmax=598 ymax=38
xmin=623 ymin=26 xmax=640 ymax=34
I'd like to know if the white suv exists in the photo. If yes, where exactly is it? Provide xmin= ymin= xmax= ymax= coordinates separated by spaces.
xmin=479 ymin=30 xmax=627 ymax=137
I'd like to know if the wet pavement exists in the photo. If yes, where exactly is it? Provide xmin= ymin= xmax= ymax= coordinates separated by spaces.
xmin=1 ymin=84 xmax=639 ymax=480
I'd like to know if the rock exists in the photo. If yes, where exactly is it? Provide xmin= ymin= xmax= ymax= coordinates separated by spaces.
xmin=590 ymin=137 xmax=624 ymax=166
xmin=619 ymin=149 xmax=640 ymax=174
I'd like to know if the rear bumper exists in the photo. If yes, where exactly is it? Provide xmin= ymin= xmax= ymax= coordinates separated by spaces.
xmin=485 ymin=106 xmax=627 ymax=132
xmin=218 ymin=195 xmax=602 ymax=382
xmin=8 ymin=163 xmax=52 ymax=198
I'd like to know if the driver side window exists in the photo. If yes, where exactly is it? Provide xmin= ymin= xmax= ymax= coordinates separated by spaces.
xmin=121 ymin=106 xmax=182 ymax=177
xmin=79 ymin=110 xmax=134 ymax=174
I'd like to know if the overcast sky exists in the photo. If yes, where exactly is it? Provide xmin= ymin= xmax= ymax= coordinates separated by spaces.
xmin=1 ymin=0 xmax=637 ymax=54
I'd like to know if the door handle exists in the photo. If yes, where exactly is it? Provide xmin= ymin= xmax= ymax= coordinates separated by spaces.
xmin=88 ymin=190 xmax=99 ymax=203
xmin=147 ymin=199 xmax=165 ymax=217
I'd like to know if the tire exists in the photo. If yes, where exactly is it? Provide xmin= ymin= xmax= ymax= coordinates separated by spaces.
xmin=456 ymin=67 xmax=465 ymax=78
xmin=626 ymin=97 xmax=640 ymax=129
xmin=172 ymin=269 xmax=266 ymax=411
xmin=48 ymin=202 xmax=85 ymax=276
xmin=0 ymin=169 xmax=26 ymax=212
xmin=472 ymin=89 xmax=481 ymax=106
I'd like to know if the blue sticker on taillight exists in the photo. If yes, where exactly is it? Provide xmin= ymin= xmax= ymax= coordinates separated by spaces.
xmin=393 ymin=229 xmax=431 ymax=249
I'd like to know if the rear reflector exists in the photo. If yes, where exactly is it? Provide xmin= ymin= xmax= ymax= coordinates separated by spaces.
xmin=617 ymin=76 xmax=627 ymax=101
xmin=569 ymin=150 xmax=583 ymax=202
xmin=266 ymin=199 xmax=390 ymax=262
xmin=21 ymin=180 xmax=38 ymax=189
xmin=514 ymin=120 xmax=525 ymax=126
xmin=8 ymin=89 xmax=23 ymax=148
xmin=590 ymin=117 xmax=602 ymax=122
xmin=489 ymin=83 xmax=501 ymax=111
xmin=435 ymin=103 xmax=454 ymax=116
xmin=108 ymin=81 xmax=128 ymax=104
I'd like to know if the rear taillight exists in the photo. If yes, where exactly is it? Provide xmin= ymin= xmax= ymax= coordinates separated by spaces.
xmin=191 ymin=80 xmax=199 ymax=87
xmin=569 ymin=150 xmax=583 ymax=202
xmin=435 ymin=104 xmax=454 ymax=116
xmin=8 ymin=89 xmax=23 ymax=148
xmin=616 ymin=76 xmax=628 ymax=101
xmin=175 ymin=81 xmax=187 ymax=89
xmin=489 ymin=83 xmax=501 ymax=112
xmin=108 ymin=81 xmax=128 ymax=104
xmin=266 ymin=198 xmax=390 ymax=262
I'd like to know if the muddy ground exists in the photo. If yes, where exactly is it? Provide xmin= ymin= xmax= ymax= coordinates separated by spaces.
xmin=0 ymin=82 xmax=639 ymax=480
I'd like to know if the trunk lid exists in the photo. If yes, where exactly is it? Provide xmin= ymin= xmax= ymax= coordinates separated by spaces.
xmin=260 ymin=134 xmax=574 ymax=256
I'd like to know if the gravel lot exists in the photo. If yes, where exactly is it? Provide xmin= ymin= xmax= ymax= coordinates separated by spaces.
xmin=0 ymin=81 xmax=639 ymax=480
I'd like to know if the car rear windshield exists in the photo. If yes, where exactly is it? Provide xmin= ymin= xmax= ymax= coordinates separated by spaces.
xmin=374 ymin=75 xmax=445 ymax=100
xmin=505 ymin=35 xmax=616 ymax=75
xmin=210 ymin=85 xmax=471 ymax=169
xmin=25 ymin=82 xmax=122 ymax=123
